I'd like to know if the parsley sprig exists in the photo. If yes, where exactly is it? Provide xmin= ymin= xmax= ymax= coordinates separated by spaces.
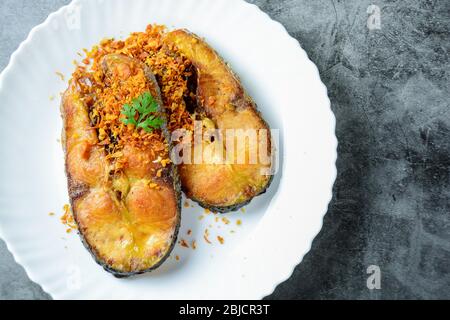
xmin=120 ymin=92 xmax=164 ymax=133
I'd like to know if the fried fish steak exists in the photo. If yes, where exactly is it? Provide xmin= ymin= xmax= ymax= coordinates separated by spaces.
xmin=164 ymin=30 xmax=273 ymax=213
xmin=61 ymin=54 xmax=180 ymax=277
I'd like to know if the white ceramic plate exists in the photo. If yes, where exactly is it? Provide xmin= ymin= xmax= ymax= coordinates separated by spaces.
xmin=0 ymin=0 xmax=336 ymax=299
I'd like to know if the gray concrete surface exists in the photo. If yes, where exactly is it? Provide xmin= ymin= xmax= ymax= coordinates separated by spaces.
xmin=0 ymin=0 xmax=449 ymax=300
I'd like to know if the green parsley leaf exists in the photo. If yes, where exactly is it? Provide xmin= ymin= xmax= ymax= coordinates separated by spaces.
xmin=137 ymin=115 xmax=165 ymax=133
xmin=120 ymin=104 xmax=137 ymax=126
xmin=120 ymin=92 xmax=163 ymax=133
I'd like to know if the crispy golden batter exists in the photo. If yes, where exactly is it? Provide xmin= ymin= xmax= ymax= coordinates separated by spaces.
xmin=73 ymin=25 xmax=194 ymax=161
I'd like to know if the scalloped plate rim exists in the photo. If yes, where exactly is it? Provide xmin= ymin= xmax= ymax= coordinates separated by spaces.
xmin=0 ymin=0 xmax=337 ymax=300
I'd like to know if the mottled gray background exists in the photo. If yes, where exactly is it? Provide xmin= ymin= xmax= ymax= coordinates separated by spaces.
xmin=0 ymin=0 xmax=449 ymax=300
